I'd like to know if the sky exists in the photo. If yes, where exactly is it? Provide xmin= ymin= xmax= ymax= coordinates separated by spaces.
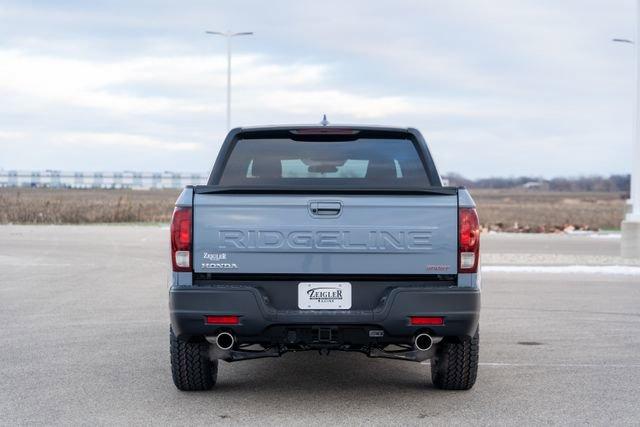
xmin=0 ymin=0 xmax=636 ymax=178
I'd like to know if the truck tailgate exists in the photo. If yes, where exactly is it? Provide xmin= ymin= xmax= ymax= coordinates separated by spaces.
xmin=192 ymin=194 xmax=457 ymax=275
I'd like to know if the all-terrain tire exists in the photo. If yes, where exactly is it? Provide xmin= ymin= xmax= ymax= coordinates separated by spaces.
xmin=170 ymin=327 xmax=218 ymax=391
xmin=430 ymin=327 xmax=479 ymax=390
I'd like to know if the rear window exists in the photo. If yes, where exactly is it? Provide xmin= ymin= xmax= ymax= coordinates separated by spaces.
xmin=218 ymin=138 xmax=431 ymax=188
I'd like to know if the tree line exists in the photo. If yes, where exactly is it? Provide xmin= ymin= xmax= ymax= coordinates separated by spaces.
xmin=443 ymin=173 xmax=630 ymax=192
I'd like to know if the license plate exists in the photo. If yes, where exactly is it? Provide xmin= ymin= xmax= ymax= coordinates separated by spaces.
xmin=298 ymin=282 xmax=352 ymax=310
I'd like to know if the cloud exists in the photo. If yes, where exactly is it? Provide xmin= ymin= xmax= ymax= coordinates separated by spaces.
xmin=2 ymin=46 xmax=517 ymax=134
xmin=0 ymin=0 xmax=634 ymax=177
xmin=254 ymin=90 xmax=412 ymax=119
xmin=0 ymin=131 xmax=28 ymax=141
xmin=54 ymin=132 xmax=203 ymax=151
xmin=0 ymin=50 xmax=329 ymax=116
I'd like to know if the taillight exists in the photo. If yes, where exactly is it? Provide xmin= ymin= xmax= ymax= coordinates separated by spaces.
xmin=459 ymin=207 xmax=480 ymax=273
xmin=170 ymin=207 xmax=192 ymax=272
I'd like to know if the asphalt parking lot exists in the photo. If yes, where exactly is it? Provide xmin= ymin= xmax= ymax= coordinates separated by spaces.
xmin=1 ymin=226 xmax=639 ymax=425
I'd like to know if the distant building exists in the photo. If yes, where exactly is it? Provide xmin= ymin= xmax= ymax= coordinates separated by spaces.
xmin=0 ymin=170 xmax=208 ymax=189
xmin=522 ymin=181 xmax=549 ymax=190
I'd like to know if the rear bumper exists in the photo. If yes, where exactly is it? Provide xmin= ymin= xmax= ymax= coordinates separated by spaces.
xmin=170 ymin=285 xmax=480 ymax=343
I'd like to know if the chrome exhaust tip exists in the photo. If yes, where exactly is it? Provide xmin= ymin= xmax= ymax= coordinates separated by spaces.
xmin=414 ymin=333 xmax=433 ymax=351
xmin=215 ymin=332 xmax=235 ymax=351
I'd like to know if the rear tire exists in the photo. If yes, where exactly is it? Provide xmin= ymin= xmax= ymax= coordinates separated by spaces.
xmin=170 ymin=327 xmax=218 ymax=391
xmin=430 ymin=327 xmax=479 ymax=390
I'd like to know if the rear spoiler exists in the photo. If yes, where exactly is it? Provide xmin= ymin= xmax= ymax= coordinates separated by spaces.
xmin=193 ymin=185 xmax=459 ymax=196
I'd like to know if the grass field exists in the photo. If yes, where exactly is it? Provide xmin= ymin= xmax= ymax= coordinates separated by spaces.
xmin=0 ymin=188 xmax=178 ymax=224
xmin=0 ymin=187 xmax=626 ymax=231
xmin=473 ymin=189 xmax=625 ymax=232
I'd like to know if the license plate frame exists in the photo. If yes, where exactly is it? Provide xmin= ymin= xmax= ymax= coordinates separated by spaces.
xmin=298 ymin=282 xmax=352 ymax=310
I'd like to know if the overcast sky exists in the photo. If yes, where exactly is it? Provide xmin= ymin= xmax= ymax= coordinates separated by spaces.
xmin=0 ymin=0 xmax=636 ymax=178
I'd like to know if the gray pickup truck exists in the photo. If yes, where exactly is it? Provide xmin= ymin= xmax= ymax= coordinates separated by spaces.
xmin=169 ymin=124 xmax=480 ymax=391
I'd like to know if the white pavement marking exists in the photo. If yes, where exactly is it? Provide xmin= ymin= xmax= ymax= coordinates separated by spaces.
xmin=483 ymin=265 xmax=640 ymax=275
xmin=479 ymin=362 xmax=640 ymax=368
xmin=589 ymin=233 xmax=621 ymax=239
xmin=0 ymin=262 xmax=81 ymax=267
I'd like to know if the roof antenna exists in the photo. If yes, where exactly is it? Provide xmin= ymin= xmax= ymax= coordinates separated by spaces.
xmin=320 ymin=114 xmax=329 ymax=126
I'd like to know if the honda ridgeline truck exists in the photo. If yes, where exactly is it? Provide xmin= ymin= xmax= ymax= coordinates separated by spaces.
xmin=169 ymin=124 xmax=480 ymax=391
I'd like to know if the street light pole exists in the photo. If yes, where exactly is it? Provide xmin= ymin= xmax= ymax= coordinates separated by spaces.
xmin=634 ymin=0 xmax=640 ymax=220
xmin=619 ymin=0 xmax=640 ymax=257
xmin=205 ymin=30 xmax=253 ymax=131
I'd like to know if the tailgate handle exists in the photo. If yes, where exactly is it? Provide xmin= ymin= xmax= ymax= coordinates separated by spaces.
xmin=310 ymin=201 xmax=342 ymax=216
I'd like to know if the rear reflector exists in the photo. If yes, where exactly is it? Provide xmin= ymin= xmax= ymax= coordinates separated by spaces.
xmin=410 ymin=316 xmax=444 ymax=326
xmin=205 ymin=315 xmax=240 ymax=325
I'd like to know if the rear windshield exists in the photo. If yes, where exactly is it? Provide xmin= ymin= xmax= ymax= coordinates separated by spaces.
xmin=217 ymin=138 xmax=431 ymax=188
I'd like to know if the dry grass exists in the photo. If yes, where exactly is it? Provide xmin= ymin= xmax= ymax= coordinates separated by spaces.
xmin=0 ymin=187 xmax=626 ymax=231
xmin=0 ymin=188 xmax=179 ymax=224
xmin=473 ymin=189 xmax=626 ymax=232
